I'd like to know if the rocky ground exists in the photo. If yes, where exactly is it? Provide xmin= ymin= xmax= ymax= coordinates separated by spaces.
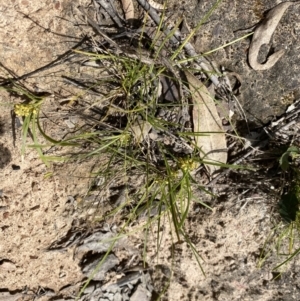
xmin=1 ymin=1 xmax=300 ymax=300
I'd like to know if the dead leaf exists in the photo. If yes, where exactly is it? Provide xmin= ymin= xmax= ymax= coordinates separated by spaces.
xmin=121 ymin=0 xmax=134 ymax=20
xmin=248 ymin=2 xmax=293 ymax=71
xmin=130 ymin=120 xmax=152 ymax=143
xmin=184 ymin=71 xmax=227 ymax=173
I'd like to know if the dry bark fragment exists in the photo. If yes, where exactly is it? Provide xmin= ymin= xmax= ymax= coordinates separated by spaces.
xmin=248 ymin=1 xmax=293 ymax=71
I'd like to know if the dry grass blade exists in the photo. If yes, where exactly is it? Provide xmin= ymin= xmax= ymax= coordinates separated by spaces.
xmin=184 ymin=71 xmax=227 ymax=173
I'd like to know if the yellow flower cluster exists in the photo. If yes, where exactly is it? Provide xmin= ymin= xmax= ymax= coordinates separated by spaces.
xmin=14 ymin=103 xmax=37 ymax=117
xmin=178 ymin=158 xmax=198 ymax=172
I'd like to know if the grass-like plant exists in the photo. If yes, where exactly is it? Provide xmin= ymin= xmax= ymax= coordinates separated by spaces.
xmin=258 ymin=146 xmax=300 ymax=275
xmin=2 ymin=84 xmax=46 ymax=163
xmin=0 ymin=0 xmax=257 ymax=298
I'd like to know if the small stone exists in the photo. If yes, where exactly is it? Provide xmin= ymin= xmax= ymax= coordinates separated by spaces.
xmin=130 ymin=285 xmax=151 ymax=301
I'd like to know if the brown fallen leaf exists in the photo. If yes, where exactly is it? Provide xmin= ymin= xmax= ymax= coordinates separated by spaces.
xmin=248 ymin=1 xmax=293 ymax=71
xmin=121 ymin=0 xmax=135 ymax=20
xmin=130 ymin=120 xmax=152 ymax=143
xmin=184 ymin=71 xmax=227 ymax=173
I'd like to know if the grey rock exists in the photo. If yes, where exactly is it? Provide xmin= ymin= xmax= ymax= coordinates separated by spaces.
xmin=130 ymin=285 xmax=151 ymax=301
xmin=189 ymin=0 xmax=300 ymax=127
xmin=82 ymin=254 xmax=119 ymax=281
xmin=76 ymin=231 xmax=117 ymax=254
xmin=113 ymin=292 xmax=123 ymax=301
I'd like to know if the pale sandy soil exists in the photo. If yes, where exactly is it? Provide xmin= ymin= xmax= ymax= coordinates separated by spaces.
xmin=1 ymin=1 xmax=300 ymax=301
